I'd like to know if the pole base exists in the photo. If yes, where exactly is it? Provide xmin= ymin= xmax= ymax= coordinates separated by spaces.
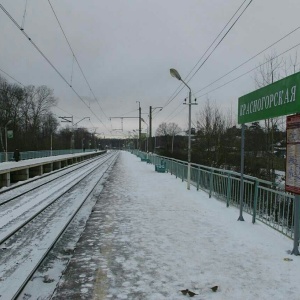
xmin=291 ymin=248 xmax=300 ymax=256
xmin=237 ymin=215 xmax=245 ymax=221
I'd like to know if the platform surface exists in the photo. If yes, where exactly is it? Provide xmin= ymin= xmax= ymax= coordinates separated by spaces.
xmin=51 ymin=151 xmax=300 ymax=300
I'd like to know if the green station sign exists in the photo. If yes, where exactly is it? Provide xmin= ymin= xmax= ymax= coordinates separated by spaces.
xmin=7 ymin=130 xmax=13 ymax=139
xmin=238 ymin=71 xmax=300 ymax=124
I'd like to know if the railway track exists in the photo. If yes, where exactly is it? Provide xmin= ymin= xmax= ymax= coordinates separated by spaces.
xmin=0 ymin=150 xmax=119 ymax=299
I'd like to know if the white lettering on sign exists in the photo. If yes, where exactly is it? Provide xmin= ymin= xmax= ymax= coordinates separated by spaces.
xmin=239 ymin=85 xmax=297 ymax=117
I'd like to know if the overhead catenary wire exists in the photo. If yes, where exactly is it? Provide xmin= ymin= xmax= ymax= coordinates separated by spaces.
xmin=0 ymin=4 xmax=71 ymax=86
xmin=120 ymin=108 xmax=139 ymax=117
xmin=53 ymin=105 xmax=78 ymax=118
xmin=0 ymin=3 xmax=111 ymax=133
xmin=21 ymin=0 xmax=28 ymax=30
xmin=0 ymin=67 xmax=87 ymax=123
xmin=0 ymin=67 xmax=25 ymax=87
xmin=47 ymin=0 xmax=109 ymax=120
xmin=70 ymin=54 xmax=75 ymax=87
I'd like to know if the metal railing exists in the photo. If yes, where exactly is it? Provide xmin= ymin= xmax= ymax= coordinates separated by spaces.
xmin=0 ymin=149 xmax=95 ymax=163
xmin=132 ymin=150 xmax=294 ymax=240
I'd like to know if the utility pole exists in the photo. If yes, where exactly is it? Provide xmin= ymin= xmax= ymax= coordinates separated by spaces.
xmin=139 ymin=105 xmax=141 ymax=150
xmin=59 ymin=116 xmax=89 ymax=154
xmin=149 ymin=106 xmax=152 ymax=153
xmin=149 ymin=106 xmax=162 ymax=153
xmin=59 ymin=116 xmax=73 ymax=153
xmin=137 ymin=101 xmax=141 ymax=150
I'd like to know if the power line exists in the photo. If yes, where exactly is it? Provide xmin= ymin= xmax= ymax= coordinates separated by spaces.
xmin=0 ymin=3 xmax=111 ymax=133
xmin=184 ymin=0 xmax=249 ymax=84
xmin=164 ymin=0 xmax=252 ymax=109
xmin=165 ymin=105 xmax=187 ymax=124
xmin=163 ymin=102 xmax=187 ymax=124
xmin=120 ymin=108 xmax=139 ymax=117
xmin=187 ymin=0 xmax=254 ymax=84
xmin=47 ymin=0 xmax=109 ymax=120
xmin=195 ymin=42 xmax=300 ymax=99
xmin=53 ymin=105 xmax=76 ymax=117
xmin=21 ymin=0 xmax=28 ymax=30
xmin=0 ymin=68 xmax=25 ymax=87
xmin=0 ymin=67 xmax=93 ymax=126
xmin=194 ymin=26 xmax=300 ymax=95
xmin=162 ymin=23 xmax=299 ymax=129
xmin=0 ymin=68 xmax=91 ymax=122
xmin=0 ymin=4 xmax=70 ymax=86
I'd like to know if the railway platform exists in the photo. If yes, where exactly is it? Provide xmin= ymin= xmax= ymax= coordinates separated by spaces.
xmin=49 ymin=151 xmax=300 ymax=300
xmin=0 ymin=150 xmax=105 ymax=188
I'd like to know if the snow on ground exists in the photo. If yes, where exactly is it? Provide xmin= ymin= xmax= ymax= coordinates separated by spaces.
xmin=53 ymin=151 xmax=300 ymax=300
xmin=0 ymin=151 xmax=98 ymax=172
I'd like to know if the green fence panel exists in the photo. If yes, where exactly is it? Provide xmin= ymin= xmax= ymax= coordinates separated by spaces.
xmin=130 ymin=150 xmax=295 ymax=240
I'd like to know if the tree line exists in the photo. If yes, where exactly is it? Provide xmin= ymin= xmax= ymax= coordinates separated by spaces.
xmin=153 ymin=99 xmax=285 ymax=181
xmin=0 ymin=75 xmax=104 ymax=152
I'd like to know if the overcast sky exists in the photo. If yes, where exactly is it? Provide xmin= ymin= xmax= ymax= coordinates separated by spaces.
xmin=1 ymin=0 xmax=300 ymax=138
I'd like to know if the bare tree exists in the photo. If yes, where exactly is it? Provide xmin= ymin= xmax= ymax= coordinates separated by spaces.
xmin=155 ymin=122 xmax=182 ymax=151
xmin=19 ymin=85 xmax=57 ymax=149
xmin=254 ymin=54 xmax=284 ymax=181
xmin=195 ymin=99 xmax=226 ymax=166
xmin=254 ymin=53 xmax=283 ymax=88
xmin=155 ymin=122 xmax=181 ymax=136
xmin=155 ymin=122 xmax=168 ymax=136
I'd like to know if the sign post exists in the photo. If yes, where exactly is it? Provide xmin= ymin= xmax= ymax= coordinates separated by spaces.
xmin=238 ymin=124 xmax=245 ymax=221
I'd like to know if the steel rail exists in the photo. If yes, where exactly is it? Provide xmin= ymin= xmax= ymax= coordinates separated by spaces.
xmin=5 ymin=151 xmax=119 ymax=300
xmin=0 ymin=152 xmax=110 ymax=205
xmin=0 ymin=152 xmax=115 ymax=245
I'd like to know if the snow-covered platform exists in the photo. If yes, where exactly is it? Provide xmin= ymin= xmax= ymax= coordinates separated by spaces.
xmin=0 ymin=151 xmax=105 ymax=188
xmin=52 ymin=151 xmax=300 ymax=300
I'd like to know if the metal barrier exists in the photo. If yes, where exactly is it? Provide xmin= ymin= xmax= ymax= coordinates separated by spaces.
xmin=133 ymin=150 xmax=295 ymax=240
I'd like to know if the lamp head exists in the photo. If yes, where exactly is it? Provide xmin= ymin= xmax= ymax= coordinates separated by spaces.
xmin=170 ymin=68 xmax=181 ymax=81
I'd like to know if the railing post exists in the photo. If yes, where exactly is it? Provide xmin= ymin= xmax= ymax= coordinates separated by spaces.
xmin=291 ymin=195 xmax=300 ymax=255
xmin=197 ymin=166 xmax=200 ymax=191
xmin=176 ymin=162 xmax=178 ymax=178
xmin=171 ymin=159 xmax=173 ymax=175
xmin=226 ymin=174 xmax=231 ymax=207
xmin=209 ymin=169 xmax=214 ymax=198
xmin=252 ymin=179 xmax=259 ymax=224
xmin=182 ymin=164 xmax=184 ymax=182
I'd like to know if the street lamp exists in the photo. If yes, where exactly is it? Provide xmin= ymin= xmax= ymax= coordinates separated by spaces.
xmin=82 ymin=138 xmax=85 ymax=152
xmin=136 ymin=101 xmax=141 ymax=150
xmin=170 ymin=68 xmax=192 ymax=190
xmin=149 ymin=106 xmax=162 ymax=153
xmin=5 ymin=120 xmax=12 ymax=162
xmin=132 ymin=129 xmax=139 ymax=149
